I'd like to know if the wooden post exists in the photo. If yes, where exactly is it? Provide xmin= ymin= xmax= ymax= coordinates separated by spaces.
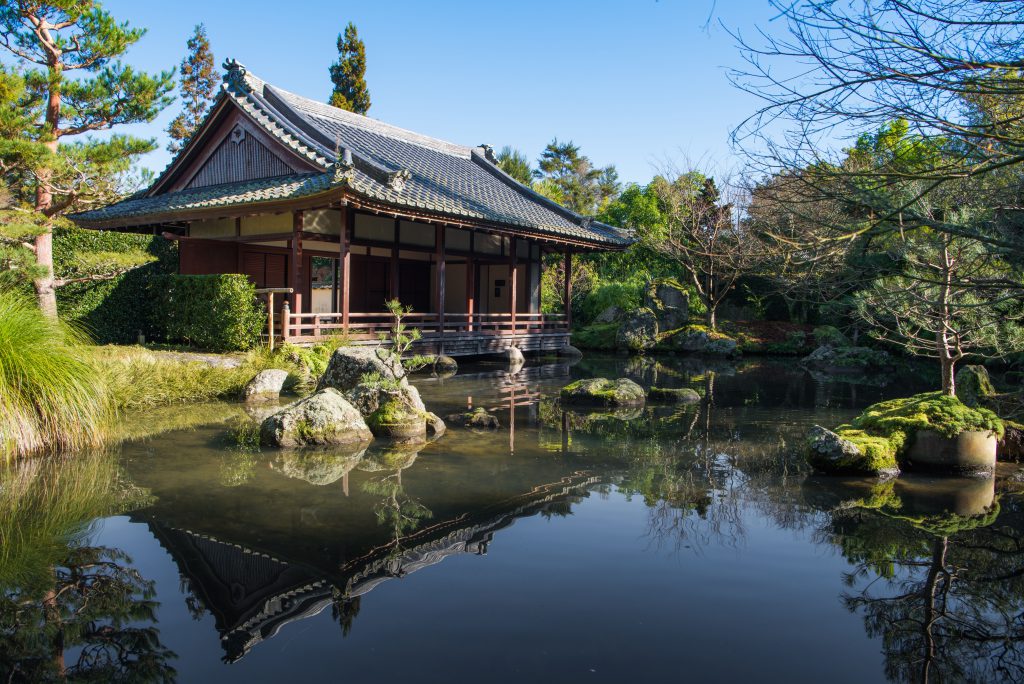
xmin=267 ymin=292 xmax=275 ymax=351
xmin=509 ymin=237 xmax=518 ymax=334
xmin=342 ymin=207 xmax=352 ymax=334
xmin=466 ymin=254 xmax=475 ymax=332
xmin=436 ymin=224 xmax=446 ymax=337
xmin=281 ymin=299 xmax=291 ymax=342
xmin=291 ymin=211 xmax=303 ymax=312
xmin=563 ymin=251 xmax=572 ymax=330
xmin=390 ymin=218 xmax=400 ymax=302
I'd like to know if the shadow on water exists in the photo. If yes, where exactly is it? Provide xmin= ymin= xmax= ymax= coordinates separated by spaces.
xmin=1 ymin=353 xmax=1021 ymax=681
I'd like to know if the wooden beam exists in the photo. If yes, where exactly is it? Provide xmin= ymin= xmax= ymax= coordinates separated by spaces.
xmin=509 ymin=237 xmax=518 ymax=332
xmin=466 ymin=251 xmax=475 ymax=332
xmin=563 ymin=251 xmax=572 ymax=329
xmin=342 ymin=207 xmax=352 ymax=333
xmin=436 ymin=224 xmax=446 ymax=339
xmin=291 ymin=211 xmax=303 ymax=312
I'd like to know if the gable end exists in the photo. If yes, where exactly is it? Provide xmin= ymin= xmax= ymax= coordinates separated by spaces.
xmin=186 ymin=124 xmax=297 ymax=189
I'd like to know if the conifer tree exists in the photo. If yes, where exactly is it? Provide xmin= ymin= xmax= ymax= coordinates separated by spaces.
xmin=167 ymin=23 xmax=216 ymax=154
xmin=328 ymin=22 xmax=370 ymax=114
xmin=0 ymin=1 xmax=173 ymax=316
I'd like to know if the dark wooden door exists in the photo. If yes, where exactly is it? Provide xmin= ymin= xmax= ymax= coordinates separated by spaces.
xmin=241 ymin=250 xmax=288 ymax=288
xmin=398 ymin=262 xmax=431 ymax=313
xmin=350 ymin=255 xmax=390 ymax=312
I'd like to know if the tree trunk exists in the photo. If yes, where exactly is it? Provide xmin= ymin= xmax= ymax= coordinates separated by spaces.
xmin=33 ymin=59 xmax=62 ymax=318
xmin=939 ymin=351 xmax=956 ymax=397
xmin=937 ymin=239 xmax=955 ymax=397
xmin=706 ymin=303 xmax=716 ymax=331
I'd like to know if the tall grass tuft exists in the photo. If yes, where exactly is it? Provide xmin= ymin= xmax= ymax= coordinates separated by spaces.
xmin=0 ymin=289 xmax=109 ymax=460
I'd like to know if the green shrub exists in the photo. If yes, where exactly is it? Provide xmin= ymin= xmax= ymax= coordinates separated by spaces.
xmin=572 ymin=323 xmax=620 ymax=350
xmin=579 ymin=281 xmax=643 ymax=324
xmin=150 ymin=274 xmax=264 ymax=351
xmin=813 ymin=325 xmax=849 ymax=347
xmin=54 ymin=224 xmax=177 ymax=344
xmin=0 ymin=289 xmax=109 ymax=459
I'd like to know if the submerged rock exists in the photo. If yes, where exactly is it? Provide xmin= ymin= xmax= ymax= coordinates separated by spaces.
xmin=505 ymin=345 xmax=525 ymax=365
xmin=425 ymin=411 xmax=447 ymax=437
xmin=446 ymin=407 xmax=500 ymax=430
xmin=317 ymin=347 xmax=404 ymax=393
xmin=260 ymin=389 xmax=372 ymax=448
xmin=560 ymin=378 xmax=646 ymax=407
xmin=615 ymin=308 xmax=658 ymax=352
xmin=806 ymin=425 xmax=900 ymax=477
xmin=648 ymin=386 xmax=701 ymax=403
xmin=955 ymin=365 xmax=995 ymax=408
xmin=242 ymin=369 xmax=289 ymax=402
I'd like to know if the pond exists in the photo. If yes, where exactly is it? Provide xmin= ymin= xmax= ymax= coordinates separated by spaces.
xmin=3 ymin=354 xmax=1023 ymax=683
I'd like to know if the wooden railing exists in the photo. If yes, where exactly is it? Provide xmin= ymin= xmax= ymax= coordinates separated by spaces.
xmin=280 ymin=311 xmax=568 ymax=343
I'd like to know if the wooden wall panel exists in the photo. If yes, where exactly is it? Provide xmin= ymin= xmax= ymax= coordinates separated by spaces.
xmin=186 ymin=129 xmax=294 ymax=189
xmin=179 ymin=240 xmax=238 ymax=275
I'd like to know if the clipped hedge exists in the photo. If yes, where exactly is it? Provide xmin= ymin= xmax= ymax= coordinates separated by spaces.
xmin=149 ymin=274 xmax=264 ymax=351
xmin=55 ymin=224 xmax=178 ymax=343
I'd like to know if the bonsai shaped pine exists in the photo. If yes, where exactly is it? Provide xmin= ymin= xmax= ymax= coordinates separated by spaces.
xmin=369 ymin=299 xmax=431 ymax=388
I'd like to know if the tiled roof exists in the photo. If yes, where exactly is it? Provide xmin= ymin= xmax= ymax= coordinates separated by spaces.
xmin=74 ymin=60 xmax=630 ymax=248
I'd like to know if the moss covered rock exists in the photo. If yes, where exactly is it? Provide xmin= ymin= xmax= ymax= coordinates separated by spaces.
xmin=572 ymin=323 xmax=619 ymax=350
xmin=317 ymin=347 xmax=404 ymax=393
xmin=367 ymin=393 xmax=427 ymax=440
xmin=955 ymin=365 xmax=995 ymax=408
xmin=644 ymin=279 xmax=690 ymax=331
xmin=801 ymin=345 xmax=892 ymax=373
xmin=445 ymin=407 xmax=500 ymax=429
xmin=648 ymin=386 xmax=701 ymax=403
xmin=809 ymin=392 xmax=1004 ymax=475
xmin=615 ymin=308 xmax=659 ymax=352
xmin=560 ymin=377 xmax=646 ymax=407
xmin=661 ymin=325 xmax=738 ymax=356
xmin=806 ymin=425 xmax=900 ymax=476
xmin=260 ymin=388 xmax=373 ymax=448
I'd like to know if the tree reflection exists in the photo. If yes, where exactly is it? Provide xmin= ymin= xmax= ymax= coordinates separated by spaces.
xmin=0 ymin=453 xmax=176 ymax=682
xmin=820 ymin=483 xmax=1024 ymax=682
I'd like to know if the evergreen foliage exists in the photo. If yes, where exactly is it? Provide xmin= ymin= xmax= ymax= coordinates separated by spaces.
xmin=167 ymin=23 xmax=216 ymax=154
xmin=496 ymin=146 xmax=533 ymax=186
xmin=534 ymin=138 xmax=619 ymax=214
xmin=329 ymin=22 xmax=370 ymax=114
xmin=0 ymin=1 xmax=174 ymax=315
xmin=149 ymin=274 xmax=265 ymax=351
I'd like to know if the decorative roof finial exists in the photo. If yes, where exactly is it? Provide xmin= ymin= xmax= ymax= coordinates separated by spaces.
xmin=223 ymin=59 xmax=248 ymax=90
xmin=479 ymin=144 xmax=498 ymax=164
xmin=331 ymin=147 xmax=355 ymax=185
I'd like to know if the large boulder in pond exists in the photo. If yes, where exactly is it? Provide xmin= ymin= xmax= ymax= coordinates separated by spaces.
xmin=260 ymin=388 xmax=372 ymax=448
xmin=317 ymin=347 xmax=405 ymax=393
xmin=806 ymin=425 xmax=899 ymax=477
xmin=348 ymin=381 xmax=426 ymax=417
xmin=666 ymin=327 xmax=738 ymax=356
xmin=364 ymin=385 xmax=429 ymax=441
xmin=644 ymin=280 xmax=689 ymax=331
xmin=242 ymin=369 xmax=289 ymax=403
xmin=615 ymin=308 xmax=658 ymax=352
xmin=955 ymin=365 xmax=995 ymax=408
xmin=560 ymin=378 xmax=646 ymax=407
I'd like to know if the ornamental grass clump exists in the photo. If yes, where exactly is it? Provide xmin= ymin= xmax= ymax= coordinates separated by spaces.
xmin=834 ymin=391 xmax=1003 ymax=466
xmin=0 ymin=289 xmax=109 ymax=460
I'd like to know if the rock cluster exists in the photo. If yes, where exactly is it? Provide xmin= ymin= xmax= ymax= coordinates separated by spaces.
xmin=560 ymin=377 xmax=646 ymax=407
xmin=647 ymin=386 xmax=701 ymax=403
xmin=806 ymin=425 xmax=899 ymax=477
xmin=445 ymin=407 xmax=500 ymax=430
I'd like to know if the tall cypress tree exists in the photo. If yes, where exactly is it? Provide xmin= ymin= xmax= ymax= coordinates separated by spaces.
xmin=167 ymin=23 xmax=216 ymax=154
xmin=328 ymin=22 xmax=370 ymax=114
xmin=0 ymin=1 xmax=174 ymax=316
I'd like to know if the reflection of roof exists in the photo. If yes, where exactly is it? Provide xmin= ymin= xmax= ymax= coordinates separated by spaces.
xmin=140 ymin=471 xmax=599 ymax=663
xmin=73 ymin=60 xmax=630 ymax=249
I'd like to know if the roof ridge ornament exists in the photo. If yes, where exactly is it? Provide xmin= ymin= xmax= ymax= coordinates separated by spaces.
xmin=479 ymin=144 xmax=498 ymax=164
xmin=223 ymin=59 xmax=249 ymax=91
xmin=331 ymin=147 xmax=355 ymax=186
xmin=579 ymin=216 xmax=593 ymax=229
xmin=387 ymin=169 xmax=411 ymax=192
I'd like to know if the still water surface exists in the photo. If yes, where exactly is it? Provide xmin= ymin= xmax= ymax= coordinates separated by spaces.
xmin=3 ymin=355 xmax=1023 ymax=682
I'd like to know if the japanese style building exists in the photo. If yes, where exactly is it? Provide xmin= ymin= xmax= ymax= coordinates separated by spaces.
xmin=73 ymin=60 xmax=629 ymax=354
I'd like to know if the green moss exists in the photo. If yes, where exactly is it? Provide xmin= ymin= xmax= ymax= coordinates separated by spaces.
xmin=852 ymin=391 xmax=1003 ymax=440
xmin=829 ymin=391 xmax=1002 ymax=469
xmin=368 ymin=397 xmax=419 ymax=428
xmin=572 ymin=323 xmax=620 ymax=350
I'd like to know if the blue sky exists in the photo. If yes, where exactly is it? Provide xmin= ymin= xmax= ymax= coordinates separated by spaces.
xmin=101 ymin=0 xmax=783 ymax=185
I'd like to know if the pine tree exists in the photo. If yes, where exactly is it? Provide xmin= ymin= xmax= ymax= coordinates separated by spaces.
xmin=167 ymin=23 xmax=216 ymax=154
xmin=496 ymin=147 xmax=533 ymax=186
xmin=535 ymin=139 xmax=620 ymax=214
xmin=0 ymin=1 xmax=173 ymax=316
xmin=329 ymin=22 xmax=370 ymax=114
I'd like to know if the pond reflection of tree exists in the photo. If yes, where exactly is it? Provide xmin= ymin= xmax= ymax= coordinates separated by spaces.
xmin=808 ymin=477 xmax=1024 ymax=683
xmin=0 ymin=453 xmax=176 ymax=682
xmin=359 ymin=446 xmax=433 ymax=564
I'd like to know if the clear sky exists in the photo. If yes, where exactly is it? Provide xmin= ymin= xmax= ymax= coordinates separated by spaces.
xmin=99 ymin=0 xmax=783 ymax=186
